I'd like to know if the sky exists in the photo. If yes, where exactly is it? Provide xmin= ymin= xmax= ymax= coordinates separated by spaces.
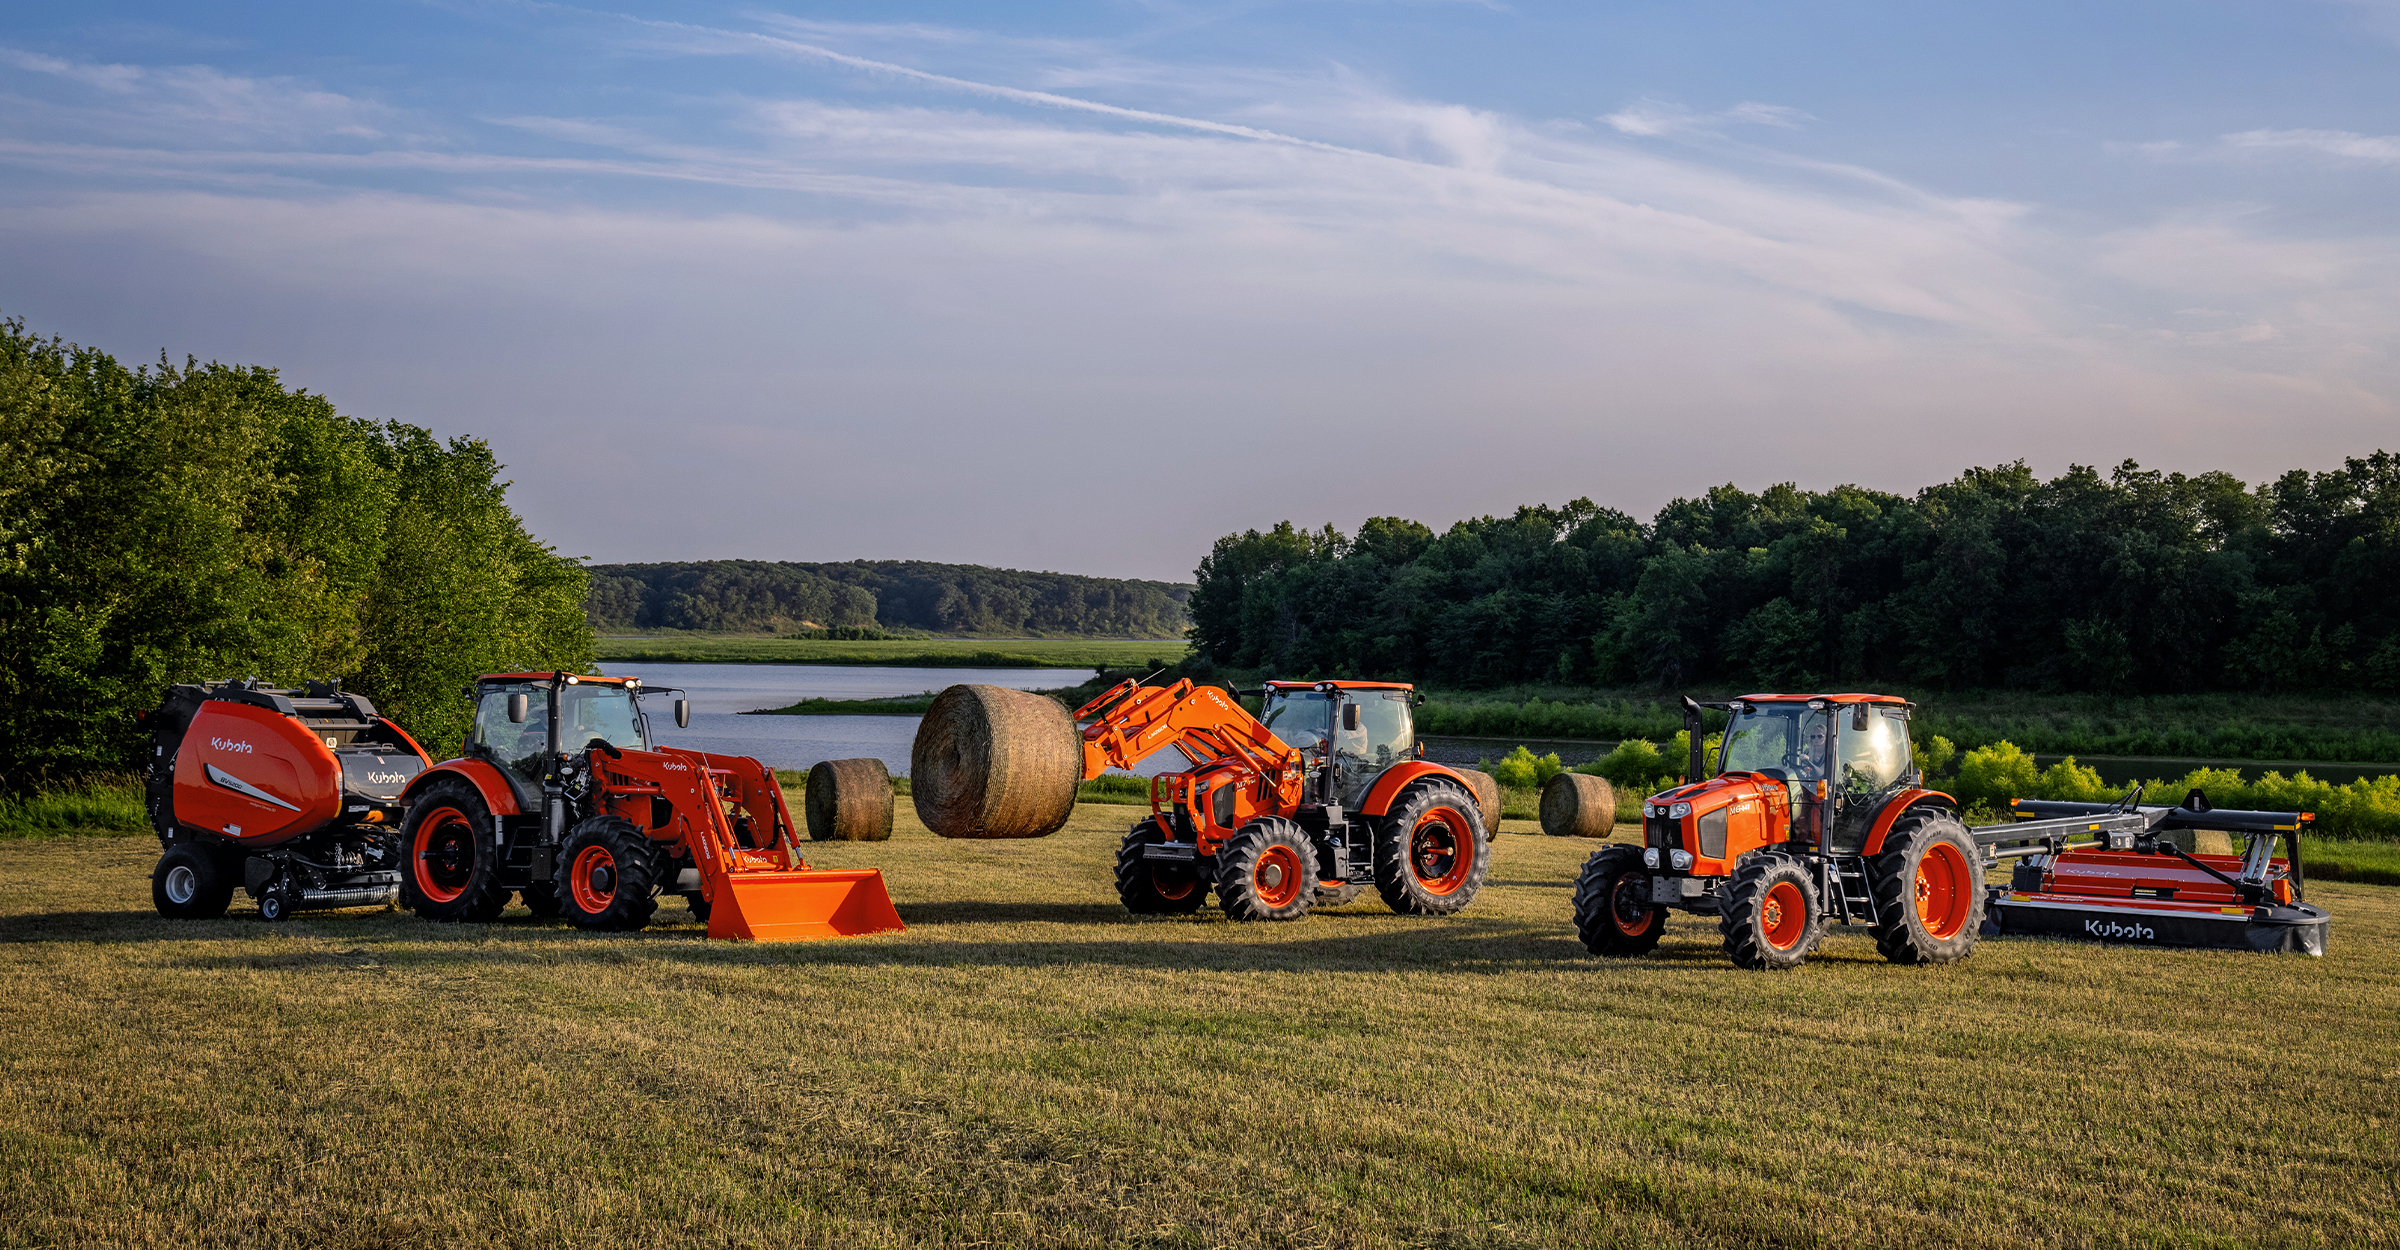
xmin=3 ymin=1 xmax=2396 ymax=582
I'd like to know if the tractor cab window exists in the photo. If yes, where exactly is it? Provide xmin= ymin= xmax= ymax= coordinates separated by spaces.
xmin=474 ymin=683 xmax=550 ymax=793
xmin=1837 ymin=707 xmax=1910 ymax=799
xmin=560 ymin=684 xmax=647 ymax=752
xmin=1719 ymin=703 xmax=1832 ymax=782
xmin=1261 ymin=689 xmax=1331 ymax=753
xmin=1334 ymin=691 xmax=1415 ymax=807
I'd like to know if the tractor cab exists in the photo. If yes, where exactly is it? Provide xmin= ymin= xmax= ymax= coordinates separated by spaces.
xmin=1713 ymin=694 xmax=1915 ymax=851
xmin=1260 ymin=680 xmax=1419 ymax=807
xmin=467 ymin=674 xmax=687 ymax=810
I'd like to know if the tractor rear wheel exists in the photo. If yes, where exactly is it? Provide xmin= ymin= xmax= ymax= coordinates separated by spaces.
xmin=1216 ymin=818 xmax=1316 ymax=922
xmin=1374 ymin=782 xmax=1489 ymax=916
xmin=1573 ymin=844 xmax=1664 ymax=956
xmin=1117 ymin=818 xmax=1207 ymax=914
xmin=152 ymin=844 xmax=237 ymax=920
xmin=1869 ymin=809 xmax=1983 ymax=965
xmin=557 ymin=817 xmax=663 ymax=932
xmin=398 ymin=777 xmax=509 ymax=923
xmin=1719 ymin=851 xmax=1821 ymax=970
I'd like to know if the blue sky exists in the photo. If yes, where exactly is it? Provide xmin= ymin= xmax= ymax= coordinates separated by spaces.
xmin=3 ymin=2 xmax=2395 ymax=580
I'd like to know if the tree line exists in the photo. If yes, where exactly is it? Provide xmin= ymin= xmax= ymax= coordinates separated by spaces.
xmin=588 ymin=560 xmax=1192 ymax=638
xmin=0 ymin=319 xmax=593 ymax=786
xmin=1188 ymin=457 xmax=2400 ymax=694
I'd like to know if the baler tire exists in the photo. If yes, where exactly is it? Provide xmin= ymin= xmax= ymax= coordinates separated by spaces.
xmin=1573 ymin=844 xmax=1664 ymax=957
xmin=1374 ymin=782 xmax=1489 ymax=916
xmin=152 ymin=844 xmax=236 ymax=920
xmin=1116 ymin=818 xmax=1207 ymax=915
xmin=520 ymin=883 xmax=564 ymax=919
xmin=1314 ymin=879 xmax=1369 ymax=908
xmin=1719 ymin=851 xmax=1822 ymax=971
xmin=398 ymin=778 xmax=510 ymax=923
xmin=557 ymin=817 xmax=662 ymax=932
xmin=1216 ymin=818 xmax=1316 ymax=922
xmin=1868 ymin=809 xmax=1984 ymax=966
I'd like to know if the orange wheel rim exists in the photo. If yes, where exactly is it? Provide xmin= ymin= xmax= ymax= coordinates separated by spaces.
xmin=1410 ymin=808 xmax=1474 ymax=896
xmin=1252 ymin=845 xmax=1304 ymax=909
xmin=1609 ymin=872 xmax=1655 ymax=937
xmin=1760 ymin=880 xmax=1807 ymax=950
xmin=570 ymin=844 xmax=619 ymax=914
xmin=1152 ymin=869 xmax=1198 ymax=901
xmin=1915 ymin=841 xmax=1971 ymax=939
xmin=411 ymin=806 xmax=474 ymax=904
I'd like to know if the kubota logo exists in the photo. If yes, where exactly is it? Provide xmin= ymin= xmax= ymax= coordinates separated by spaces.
xmin=2084 ymin=918 xmax=2156 ymax=940
xmin=211 ymin=738 xmax=254 ymax=754
xmin=368 ymin=771 xmax=405 ymax=785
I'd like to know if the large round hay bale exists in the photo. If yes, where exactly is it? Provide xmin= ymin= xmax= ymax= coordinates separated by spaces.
xmin=1540 ymin=772 xmax=1617 ymax=839
xmin=1452 ymin=768 xmax=1502 ymax=835
xmin=911 ymin=684 xmax=1080 ymax=839
xmin=805 ymin=757 xmax=894 ymax=842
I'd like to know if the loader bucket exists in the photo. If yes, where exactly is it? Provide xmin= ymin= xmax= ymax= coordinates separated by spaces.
xmin=704 ymin=868 xmax=905 ymax=942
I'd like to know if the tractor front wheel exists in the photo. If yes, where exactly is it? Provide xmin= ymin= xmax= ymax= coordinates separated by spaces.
xmin=557 ymin=817 xmax=663 ymax=932
xmin=1572 ymin=844 xmax=1664 ymax=956
xmin=1117 ymin=818 xmax=1208 ymax=915
xmin=1216 ymin=818 xmax=1316 ymax=922
xmin=1374 ymin=782 xmax=1490 ymax=916
xmin=1869 ymin=809 xmax=1984 ymax=965
xmin=1720 ymin=851 xmax=1822 ymax=970
xmin=398 ymin=778 xmax=509 ymax=923
xmin=152 ymin=844 xmax=237 ymax=920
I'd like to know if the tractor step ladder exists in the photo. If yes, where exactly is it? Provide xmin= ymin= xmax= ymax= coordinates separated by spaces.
xmin=1822 ymin=855 xmax=1877 ymax=926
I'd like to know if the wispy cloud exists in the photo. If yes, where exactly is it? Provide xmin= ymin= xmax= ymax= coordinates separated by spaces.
xmin=1600 ymin=98 xmax=1811 ymax=138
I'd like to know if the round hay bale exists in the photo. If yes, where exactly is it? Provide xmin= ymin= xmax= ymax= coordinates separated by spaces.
xmin=911 ymin=684 xmax=1080 ymax=839
xmin=1540 ymin=772 xmax=1618 ymax=839
xmin=805 ymin=757 xmax=894 ymax=842
xmin=1452 ymin=768 xmax=1502 ymax=835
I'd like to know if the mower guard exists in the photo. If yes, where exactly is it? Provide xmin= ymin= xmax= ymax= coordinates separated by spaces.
xmin=705 ymin=866 xmax=904 ymax=942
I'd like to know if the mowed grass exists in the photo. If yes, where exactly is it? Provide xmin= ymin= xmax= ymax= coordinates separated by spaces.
xmin=3 ymin=807 xmax=2397 ymax=1249
xmin=595 ymin=636 xmax=1190 ymax=669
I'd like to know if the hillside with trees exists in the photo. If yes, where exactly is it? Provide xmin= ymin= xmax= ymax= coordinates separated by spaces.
xmin=587 ymin=561 xmax=1191 ymax=638
xmin=0 ymin=318 xmax=593 ymax=785
xmin=1189 ymin=458 xmax=2400 ymax=694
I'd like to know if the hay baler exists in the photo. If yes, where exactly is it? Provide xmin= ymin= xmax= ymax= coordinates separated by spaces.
xmin=393 ymin=672 xmax=901 ymax=941
xmin=142 ymin=679 xmax=432 ymax=921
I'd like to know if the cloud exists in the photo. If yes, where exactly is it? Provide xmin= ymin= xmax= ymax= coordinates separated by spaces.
xmin=0 ymin=46 xmax=397 ymax=145
xmin=2220 ymin=128 xmax=2400 ymax=166
xmin=1600 ymin=98 xmax=1811 ymax=138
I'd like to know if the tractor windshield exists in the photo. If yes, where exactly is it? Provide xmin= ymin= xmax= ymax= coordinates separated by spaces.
xmin=1719 ymin=703 xmax=1832 ymax=780
xmin=560 ymin=684 xmax=648 ymax=752
xmin=1261 ymin=689 xmax=1330 ymax=752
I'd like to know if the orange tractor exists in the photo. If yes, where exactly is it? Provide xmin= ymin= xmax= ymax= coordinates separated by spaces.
xmin=1077 ymin=678 xmax=1489 ymax=921
xmin=1570 ymin=693 xmax=2327 ymax=969
xmin=393 ymin=672 xmax=900 ymax=940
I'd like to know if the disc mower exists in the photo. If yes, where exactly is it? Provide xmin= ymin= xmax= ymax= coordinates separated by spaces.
xmin=1571 ymin=694 xmax=2329 ymax=969
xmin=393 ymin=672 xmax=901 ymax=941
xmin=142 ymin=679 xmax=431 ymax=921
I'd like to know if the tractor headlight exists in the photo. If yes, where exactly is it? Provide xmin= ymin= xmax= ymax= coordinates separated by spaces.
xmin=1642 ymin=847 xmax=1660 ymax=869
xmin=1669 ymin=802 xmax=1691 ymax=820
xmin=1642 ymin=803 xmax=1657 ymax=818
xmin=1669 ymin=849 xmax=1695 ymax=871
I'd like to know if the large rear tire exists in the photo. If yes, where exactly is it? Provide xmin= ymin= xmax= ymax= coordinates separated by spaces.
xmin=1719 ymin=851 xmax=1821 ymax=971
xmin=1117 ymin=818 xmax=1208 ymax=914
xmin=557 ymin=817 xmax=663 ymax=932
xmin=398 ymin=777 xmax=509 ymax=923
xmin=1216 ymin=818 xmax=1316 ymax=922
xmin=1573 ymin=844 xmax=1664 ymax=956
xmin=152 ymin=844 xmax=237 ymax=920
xmin=1374 ymin=782 xmax=1489 ymax=916
xmin=1869 ymin=809 xmax=1984 ymax=965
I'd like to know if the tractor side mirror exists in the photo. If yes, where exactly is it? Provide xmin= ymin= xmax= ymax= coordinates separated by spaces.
xmin=1852 ymin=704 xmax=1870 ymax=732
xmin=675 ymin=697 xmax=691 ymax=729
xmin=507 ymin=691 xmax=529 ymax=724
xmin=1342 ymin=702 xmax=1360 ymax=732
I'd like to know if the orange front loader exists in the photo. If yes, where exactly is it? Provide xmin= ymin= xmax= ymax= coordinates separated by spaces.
xmin=394 ymin=672 xmax=901 ymax=941
xmin=1076 ymin=677 xmax=1490 ymax=921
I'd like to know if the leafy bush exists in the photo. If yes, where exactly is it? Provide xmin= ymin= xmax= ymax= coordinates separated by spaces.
xmin=1488 ymin=746 xmax=1565 ymax=790
xmin=1944 ymin=741 xmax=2400 ymax=839
xmin=1582 ymin=738 xmax=1673 ymax=792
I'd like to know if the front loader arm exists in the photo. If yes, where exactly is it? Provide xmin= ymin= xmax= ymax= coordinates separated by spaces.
xmin=1074 ymin=679 xmax=1300 ymax=782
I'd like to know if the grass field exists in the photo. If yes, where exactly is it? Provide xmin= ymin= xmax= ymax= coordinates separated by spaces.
xmin=595 ymin=636 xmax=1190 ymax=669
xmin=4 ymin=803 xmax=2396 ymax=1248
